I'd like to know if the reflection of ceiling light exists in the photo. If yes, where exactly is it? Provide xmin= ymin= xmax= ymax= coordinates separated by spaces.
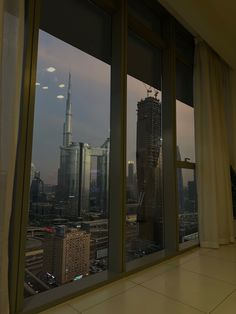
xmin=57 ymin=95 xmax=64 ymax=99
xmin=59 ymin=84 xmax=65 ymax=88
xmin=42 ymin=86 xmax=48 ymax=90
xmin=46 ymin=67 xmax=56 ymax=72
xmin=35 ymin=82 xmax=40 ymax=86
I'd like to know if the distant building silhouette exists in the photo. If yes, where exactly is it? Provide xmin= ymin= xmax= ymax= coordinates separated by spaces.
xmin=176 ymin=146 xmax=184 ymax=212
xmin=127 ymin=161 xmax=137 ymax=202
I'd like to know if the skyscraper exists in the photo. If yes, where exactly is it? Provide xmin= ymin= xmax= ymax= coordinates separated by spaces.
xmin=136 ymin=96 xmax=163 ymax=245
xmin=57 ymin=73 xmax=81 ymax=214
xmin=176 ymin=146 xmax=184 ymax=212
xmin=127 ymin=161 xmax=137 ymax=202
xmin=57 ymin=74 xmax=110 ymax=217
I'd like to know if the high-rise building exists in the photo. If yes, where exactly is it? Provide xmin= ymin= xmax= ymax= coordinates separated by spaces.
xmin=96 ymin=138 xmax=110 ymax=216
xmin=176 ymin=146 xmax=184 ymax=212
xmin=57 ymin=74 xmax=109 ymax=218
xmin=43 ymin=227 xmax=90 ymax=284
xmin=136 ymin=96 xmax=163 ymax=245
xmin=127 ymin=161 xmax=135 ymax=186
xmin=57 ymin=73 xmax=81 ymax=215
xmin=127 ymin=161 xmax=137 ymax=202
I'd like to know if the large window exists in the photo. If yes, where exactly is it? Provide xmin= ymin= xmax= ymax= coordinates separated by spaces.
xmin=23 ymin=0 xmax=111 ymax=298
xmin=25 ymin=30 xmax=111 ymax=296
xmin=12 ymin=0 xmax=195 ymax=312
xmin=175 ymin=25 xmax=197 ymax=248
xmin=126 ymin=76 xmax=163 ymax=263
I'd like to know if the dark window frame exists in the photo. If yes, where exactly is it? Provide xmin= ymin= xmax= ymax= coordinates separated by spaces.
xmin=9 ymin=1 xmax=195 ymax=313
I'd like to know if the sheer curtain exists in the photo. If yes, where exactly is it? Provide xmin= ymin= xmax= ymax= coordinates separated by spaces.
xmin=194 ymin=39 xmax=235 ymax=248
xmin=0 ymin=0 xmax=24 ymax=313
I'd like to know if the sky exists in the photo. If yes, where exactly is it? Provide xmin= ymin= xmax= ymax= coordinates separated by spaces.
xmin=32 ymin=30 xmax=195 ymax=185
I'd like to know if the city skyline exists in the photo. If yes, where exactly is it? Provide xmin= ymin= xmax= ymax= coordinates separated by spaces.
xmin=32 ymin=30 xmax=195 ymax=185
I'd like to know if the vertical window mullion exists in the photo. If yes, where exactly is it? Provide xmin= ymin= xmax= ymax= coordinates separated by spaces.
xmin=10 ymin=0 xmax=41 ymax=312
xmin=162 ymin=16 xmax=178 ymax=254
xmin=108 ymin=0 xmax=127 ymax=273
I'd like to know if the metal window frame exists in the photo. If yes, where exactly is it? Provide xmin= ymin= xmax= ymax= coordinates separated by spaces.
xmin=9 ymin=1 xmax=196 ymax=313
xmin=176 ymin=162 xmax=199 ymax=251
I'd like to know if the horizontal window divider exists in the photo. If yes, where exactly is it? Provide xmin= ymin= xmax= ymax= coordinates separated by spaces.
xmin=128 ymin=14 xmax=166 ymax=49
xmin=126 ymin=250 xmax=166 ymax=272
xmin=176 ymin=160 xmax=195 ymax=169
xmin=179 ymin=239 xmax=199 ymax=251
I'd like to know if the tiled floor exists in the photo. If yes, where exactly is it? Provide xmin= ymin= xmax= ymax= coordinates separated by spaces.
xmin=40 ymin=244 xmax=236 ymax=314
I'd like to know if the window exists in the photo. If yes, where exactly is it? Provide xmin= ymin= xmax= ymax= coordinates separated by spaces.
xmin=177 ymin=168 xmax=198 ymax=245
xmin=23 ymin=0 xmax=111 ymax=297
xmin=11 ymin=1 xmax=196 ymax=312
xmin=175 ymin=24 xmax=197 ymax=249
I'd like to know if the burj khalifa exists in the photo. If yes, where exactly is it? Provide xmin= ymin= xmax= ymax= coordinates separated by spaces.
xmin=57 ymin=74 xmax=110 ymax=218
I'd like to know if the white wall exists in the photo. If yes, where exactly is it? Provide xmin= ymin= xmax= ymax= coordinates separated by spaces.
xmin=159 ymin=0 xmax=236 ymax=69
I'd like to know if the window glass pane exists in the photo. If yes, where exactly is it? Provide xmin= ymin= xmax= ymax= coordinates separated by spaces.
xmin=24 ymin=29 xmax=110 ymax=297
xmin=175 ymin=21 xmax=194 ymax=64
xmin=177 ymin=169 xmax=198 ymax=244
xmin=126 ymin=74 xmax=163 ymax=262
xmin=176 ymin=60 xmax=193 ymax=106
xmin=176 ymin=101 xmax=195 ymax=162
xmin=40 ymin=0 xmax=111 ymax=64
xmin=128 ymin=33 xmax=162 ymax=90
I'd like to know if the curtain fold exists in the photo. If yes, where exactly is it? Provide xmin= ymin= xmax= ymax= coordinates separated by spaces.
xmin=0 ymin=0 xmax=24 ymax=313
xmin=194 ymin=39 xmax=235 ymax=248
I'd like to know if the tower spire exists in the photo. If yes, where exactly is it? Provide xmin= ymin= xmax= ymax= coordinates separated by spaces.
xmin=63 ymin=72 xmax=72 ymax=146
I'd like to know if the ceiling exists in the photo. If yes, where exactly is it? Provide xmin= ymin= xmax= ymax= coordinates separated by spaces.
xmin=159 ymin=0 xmax=236 ymax=69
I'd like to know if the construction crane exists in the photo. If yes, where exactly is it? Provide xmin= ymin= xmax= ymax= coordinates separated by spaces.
xmin=143 ymin=83 xmax=153 ymax=97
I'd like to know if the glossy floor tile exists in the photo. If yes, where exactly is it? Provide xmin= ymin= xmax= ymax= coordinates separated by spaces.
xmin=211 ymin=290 xmax=236 ymax=313
xmin=39 ymin=244 xmax=236 ymax=314
xmin=142 ymin=267 xmax=235 ymax=312
xmin=82 ymin=285 xmax=203 ymax=314
xmin=127 ymin=261 xmax=175 ymax=284
xmin=201 ymin=244 xmax=236 ymax=263
xmin=40 ymin=303 xmax=79 ymax=314
xmin=68 ymin=278 xmax=136 ymax=312
xmin=181 ymin=255 xmax=236 ymax=284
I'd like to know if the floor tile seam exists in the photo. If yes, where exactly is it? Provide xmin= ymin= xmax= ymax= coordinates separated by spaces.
xmin=67 ymin=303 xmax=82 ymax=314
xmin=199 ymin=255 xmax=236 ymax=264
xmin=190 ymin=253 xmax=236 ymax=265
xmin=166 ymin=254 xmax=205 ymax=267
xmin=68 ymin=283 xmax=139 ymax=313
xmin=138 ymin=283 xmax=206 ymax=313
xmin=179 ymin=265 xmax=236 ymax=286
xmin=208 ymin=287 xmax=236 ymax=313
xmin=127 ymin=264 xmax=178 ymax=285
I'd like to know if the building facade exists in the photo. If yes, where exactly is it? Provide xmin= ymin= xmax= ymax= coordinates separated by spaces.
xmin=43 ymin=227 xmax=90 ymax=284
xmin=136 ymin=96 xmax=163 ymax=246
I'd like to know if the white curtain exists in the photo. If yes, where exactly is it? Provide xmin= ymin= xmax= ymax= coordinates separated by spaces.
xmin=0 ymin=0 xmax=24 ymax=313
xmin=194 ymin=39 xmax=235 ymax=248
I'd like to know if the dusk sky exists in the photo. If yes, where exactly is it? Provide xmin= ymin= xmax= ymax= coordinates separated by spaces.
xmin=32 ymin=30 xmax=195 ymax=185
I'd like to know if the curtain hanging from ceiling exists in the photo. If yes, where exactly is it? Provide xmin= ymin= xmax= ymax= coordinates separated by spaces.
xmin=194 ymin=39 xmax=235 ymax=248
xmin=0 ymin=0 xmax=24 ymax=312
